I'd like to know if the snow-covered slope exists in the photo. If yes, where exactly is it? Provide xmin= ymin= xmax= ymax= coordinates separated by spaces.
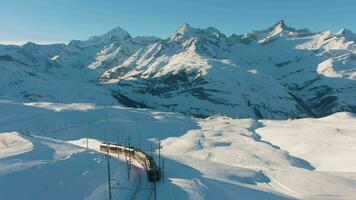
xmin=1 ymin=21 xmax=355 ymax=200
xmin=0 ymin=132 xmax=33 ymax=158
xmin=1 ymin=101 xmax=356 ymax=199
xmin=258 ymin=112 xmax=356 ymax=172
xmin=161 ymin=112 xmax=356 ymax=199
xmin=99 ymin=24 xmax=304 ymax=118
xmin=0 ymin=27 xmax=159 ymax=104
xmin=0 ymin=21 xmax=355 ymax=119
xmin=99 ymin=21 xmax=356 ymax=119
xmin=0 ymin=132 xmax=135 ymax=200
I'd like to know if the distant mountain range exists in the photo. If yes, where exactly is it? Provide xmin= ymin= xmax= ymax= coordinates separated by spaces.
xmin=0 ymin=20 xmax=355 ymax=119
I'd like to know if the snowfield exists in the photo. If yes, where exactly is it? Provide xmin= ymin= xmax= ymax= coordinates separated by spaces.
xmin=258 ymin=112 xmax=356 ymax=172
xmin=0 ymin=21 xmax=355 ymax=199
xmin=0 ymin=131 xmax=144 ymax=200
xmin=0 ymin=132 xmax=33 ymax=159
xmin=1 ymin=101 xmax=356 ymax=199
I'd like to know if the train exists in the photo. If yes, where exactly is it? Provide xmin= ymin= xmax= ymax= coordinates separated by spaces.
xmin=99 ymin=142 xmax=161 ymax=182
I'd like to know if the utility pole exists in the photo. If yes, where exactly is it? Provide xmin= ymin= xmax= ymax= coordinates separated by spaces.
xmin=162 ymin=158 xmax=164 ymax=184
xmin=150 ymin=143 xmax=153 ymax=156
xmin=104 ymin=129 xmax=107 ymax=143
xmin=139 ymin=133 xmax=142 ymax=150
xmin=117 ymin=135 xmax=120 ymax=159
xmin=154 ymin=172 xmax=157 ymax=200
xmin=126 ymin=146 xmax=130 ymax=181
xmin=106 ymin=149 xmax=112 ymax=200
xmin=158 ymin=139 xmax=161 ymax=170
xmin=128 ymin=137 xmax=132 ymax=178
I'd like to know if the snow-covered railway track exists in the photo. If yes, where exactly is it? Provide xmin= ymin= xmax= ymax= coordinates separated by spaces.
xmin=99 ymin=142 xmax=160 ymax=200
xmin=130 ymin=164 xmax=142 ymax=200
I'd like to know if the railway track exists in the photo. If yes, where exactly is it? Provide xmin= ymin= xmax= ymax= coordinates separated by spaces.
xmin=130 ymin=164 xmax=142 ymax=200
xmin=146 ymin=184 xmax=154 ymax=200
xmin=100 ymin=142 xmax=160 ymax=200
xmin=130 ymin=162 xmax=155 ymax=200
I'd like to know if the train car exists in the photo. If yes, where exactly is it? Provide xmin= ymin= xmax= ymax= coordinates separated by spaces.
xmin=99 ymin=142 xmax=110 ymax=152
xmin=144 ymin=154 xmax=160 ymax=182
xmin=133 ymin=150 xmax=161 ymax=182
xmin=99 ymin=143 xmax=161 ymax=182
xmin=134 ymin=151 xmax=147 ymax=166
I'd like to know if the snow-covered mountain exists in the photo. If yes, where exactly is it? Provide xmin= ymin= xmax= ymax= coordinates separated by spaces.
xmin=100 ymin=20 xmax=356 ymax=118
xmin=1 ymin=21 xmax=355 ymax=119
xmin=0 ymin=27 xmax=160 ymax=103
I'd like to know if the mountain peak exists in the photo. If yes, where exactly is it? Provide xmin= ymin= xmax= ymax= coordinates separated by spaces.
xmin=257 ymin=20 xmax=314 ymax=43
xmin=337 ymin=28 xmax=356 ymax=41
xmin=170 ymin=23 xmax=200 ymax=42
xmin=22 ymin=41 xmax=38 ymax=47
xmin=268 ymin=20 xmax=295 ymax=33
xmin=170 ymin=23 xmax=225 ymax=43
xmin=275 ymin=20 xmax=287 ymax=29
xmin=97 ymin=26 xmax=131 ymax=41
xmin=177 ymin=23 xmax=193 ymax=34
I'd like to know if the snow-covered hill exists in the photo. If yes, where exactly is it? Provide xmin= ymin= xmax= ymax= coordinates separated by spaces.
xmin=0 ymin=21 xmax=355 ymax=119
xmin=1 ymin=101 xmax=356 ymax=199
xmin=0 ymin=132 xmax=135 ymax=200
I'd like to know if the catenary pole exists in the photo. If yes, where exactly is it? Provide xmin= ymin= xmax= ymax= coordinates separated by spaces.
xmin=106 ymin=149 xmax=112 ymax=200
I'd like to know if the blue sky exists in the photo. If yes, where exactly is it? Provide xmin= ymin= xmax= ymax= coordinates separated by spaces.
xmin=0 ymin=0 xmax=355 ymax=44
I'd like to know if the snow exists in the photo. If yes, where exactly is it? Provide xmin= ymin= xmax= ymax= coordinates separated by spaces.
xmin=23 ymin=102 xmax=97 ymax=111
xmin=0 ymin=21 xmax=356 ymax=199
xmin=99 ymin=22 xmax=356 ymax=119
xmin=0 ymin=131 xmax=137 ymax=200
xmin=1 ymin=100 xmax=356 ymax=199
xmin=257 ymin=112 xmax=356 ymax=172
xmin=0 ymin=132 xmax=33 ymax=159
xmin=0 ymin=21 xmax=355 ymax=118
xmin=160 ymin=113 xmax=356 ymax=199
xmin=69 ymin=138 xmax=103 ymax=151
xmin=337 ymin=28 xmax=356 ymax=41
xmin=51 ymin=54 xmax=60 ymax=60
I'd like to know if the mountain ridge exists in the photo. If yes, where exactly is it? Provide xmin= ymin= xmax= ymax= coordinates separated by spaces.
xmin=0 ymin=20 xmax=355 ymax=119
